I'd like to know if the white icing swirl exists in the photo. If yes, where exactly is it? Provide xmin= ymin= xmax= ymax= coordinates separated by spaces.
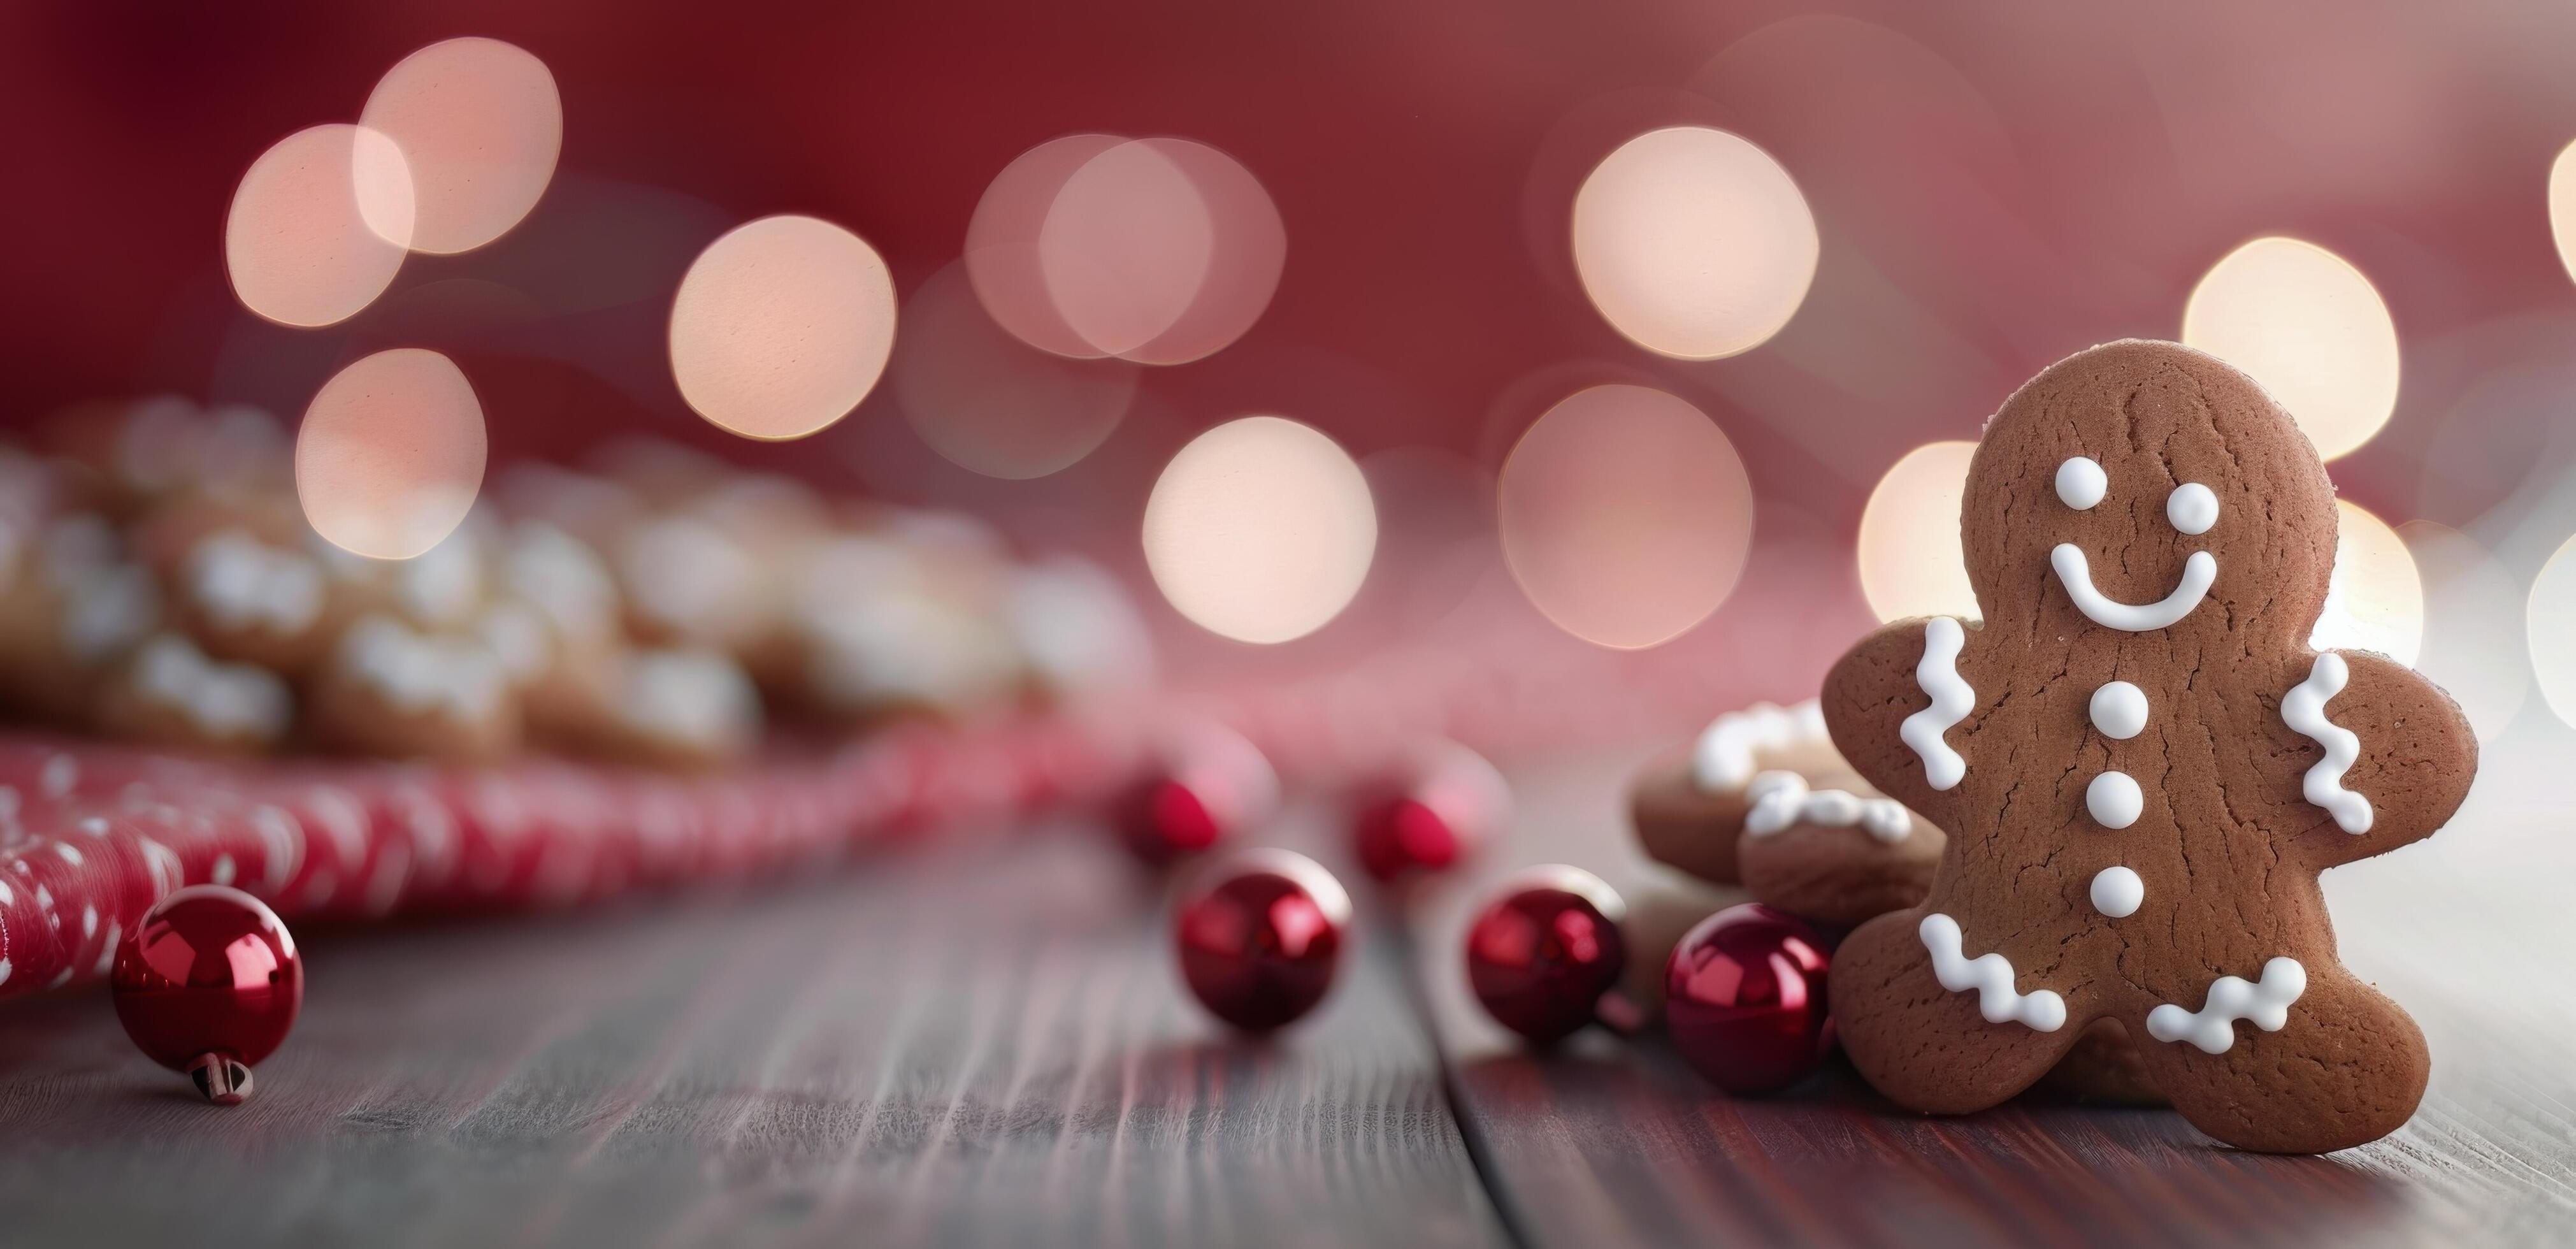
xmin=186 ymin=530 xmax=324 ymax=636
xmin=338 ymin=615 xmax=506 ymax=723
xmin=1901 ymin=617 xmax=1973 ymax=790
xmin=1690 ymin=699 xmax=1827 ymax=793
xmin=2282 ymin=652 xmax=2373 ymax=834
xmin=132 ymin=634 xmax=291 ymax=742
xmin=1918 ymin=913 xmax=2065 ymax=1031
xmin=2049 ymin=545 xmax=2217 ymax=632
xmin=1743 ymin=770 xmax=1911 ymax=842
xmin=2145 ymin=957 xmax=2306 ymax=1054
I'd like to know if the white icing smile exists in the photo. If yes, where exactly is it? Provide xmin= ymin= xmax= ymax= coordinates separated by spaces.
xmin=2050 ymin=545 xmax=2217 ymax=632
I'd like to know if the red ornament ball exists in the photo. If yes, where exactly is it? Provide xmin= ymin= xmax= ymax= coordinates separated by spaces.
xmin=1174 ymin=848 xmax=1349 ymax=1031
xmin=1351 ymin=740 xmax=1509 ymax=881
xmin=1464 ymin=865 xmax=1627 ymax=1044
xmin=111 ymin=885 xmax=303 ymax=1105
xmin=1664 ymin=903 xmax=1832 ymax=1094
xmin=1115 ymin=723 xmax=1279 ymax=865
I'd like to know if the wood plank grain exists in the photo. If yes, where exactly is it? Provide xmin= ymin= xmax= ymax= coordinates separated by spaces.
xmin=0 ymin=819 xmax=1507 ymax=1248
xmin=1411 ymin=732 xmax=2576 ymax=1248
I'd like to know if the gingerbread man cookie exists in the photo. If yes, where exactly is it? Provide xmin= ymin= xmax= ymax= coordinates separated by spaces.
xmin=1822 ymin=340 xmax=2474 ymax=1153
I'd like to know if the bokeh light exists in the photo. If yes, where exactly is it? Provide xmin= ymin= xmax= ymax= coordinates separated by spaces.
xmin=1497 ymin=384 xmax=1753 ymax=649
xmin=296 ymin=349 xmax=487 ymax=560
xmin=2309 ymin=500 xmax=2422 ymax=667
xmin=2526 ymin=530 xmax=2576 ymax=729
xmin=2403 ymin=520 xmax=2528 ymax=740
xmin=226 ymin=124 xmax=415 ymax=328
xmin=1142 ymin=416 xmax=1376 ymax=644
xmin=1857 ymin=440 xmax=1978 ymax=622
xmin=668 ymin=215 xmax=897 ymax=441
xmin=1571 ymin=127 xmax=1819 ymax=361
xmin=360 ymin=37 xmax=561 ymax=254
xmin=2181 ymin=236 xmax=2400 ymax=461
xmin=2551 ymin=140 xmax=2576 ymax=288
xmin=967 ymin=135 xmax=1283 ymax=364
xmin=889 ymin=263 xmax=1135 ymax=479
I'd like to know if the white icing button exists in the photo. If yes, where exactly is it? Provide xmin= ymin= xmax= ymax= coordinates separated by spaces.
xmin=2089 ymin=865 xmax=2145 ymax=918
xmin=2166 ymin=482 xmax=2219 ymax=535
xmin=2085 ymin=771 xmax=2143 ymax=829
xmin=2088 ymin=681 xmax=2148 ymax=740
xmin=2055 ymin=456 xmax=2107 ymax=510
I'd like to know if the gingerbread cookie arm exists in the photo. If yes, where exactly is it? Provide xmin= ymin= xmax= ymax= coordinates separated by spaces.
xmin=1820 ymin=617 xmax=1975 ymax=828
xmin=2286 ymin=649 xmax=2475 ymax=870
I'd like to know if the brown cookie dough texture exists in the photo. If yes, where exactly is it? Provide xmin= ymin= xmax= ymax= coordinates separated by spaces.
xmin=1822 ymin=340 xmax=2476 ymax=1154
xmin=1629 ymin=701 xmax=1940 ymax=925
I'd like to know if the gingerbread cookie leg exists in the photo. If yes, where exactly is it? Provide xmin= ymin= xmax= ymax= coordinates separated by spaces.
xmin=2124 ymin=967 xmax=2428 ymax=1154
xmin=1831 ymin=911 xmax=2080 ymax=1114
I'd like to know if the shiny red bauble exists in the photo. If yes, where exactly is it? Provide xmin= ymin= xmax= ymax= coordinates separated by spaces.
xmin=1351 ymin=740 xmax=1508 ymax=881
xmin=1664 ymin=903 xmax=1832 ymax=1094
xmin=1464 ymin=865 xmax=1627 ymax=1044
xmin=110 ymin=885 xmax=303 ymax=1105
xmin=1115 ymin=723 xmax=1279 ymax=865
xmin=1174 ymin=848 xmax=1350 ymax=1031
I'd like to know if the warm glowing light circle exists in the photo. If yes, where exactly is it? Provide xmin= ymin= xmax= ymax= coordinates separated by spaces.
xmin=1142 ymin=417 xmax=1376 ymax=644
xmin=2182 ymin=236 xmax=2400 ymax=461
xmin=2403 ymin=520 xmax=2527 ymax=740
xmin=668 ymin=215 xmax=897 ymax=441
xmin=1857 ymin=440 xmax=1979 ymax=623
xmin=1571 ymin=127 xmax=1820 ymax=361
xmin=967 ymin=134 xmax=1284 ymax=365
xmin=1497 ymin=385 xmax=1754 ymax=649
xmin=2527 ymin=530 xmax=2576 ymax=730
xmin=296 ymin=349 xmax=487 ymax=560
xmin=2552 ymin=141 xmax=2576 ymax=289
xmin=2309 ymin=500 xmax=2422 ymax=667
xmin=890 ymin=264 xmax=1137 ymax=479
xmin=361 ymin=37 xmax=563 ymax=254
xmin=226 ymin=124 xmax=415 ymax=328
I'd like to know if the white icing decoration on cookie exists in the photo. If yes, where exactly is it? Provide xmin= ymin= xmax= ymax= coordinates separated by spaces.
xmin=476 ymin=602 xmax=553 ymax=684
xmin=337 ymin=615 xmax=507 ymax=723
xmin=396 ymin=531 xmax=485 ymax=627
xmin=2146 ymin=957 xmax=2306 ymax=1054
xmin=2166 ymin=483 xmax=2219 ymax=535
xmin=2282 ymin=652 xmax=2373 ymax=834
xmin=186 ymin=530 xmax=323 ymax=636
xmin=1918 ymin=913 xmax=2065 ymax=1032
xmin=1690 ymin=700 xmax=1827 ymax=793
xmin=1743 ymin=770 xmax=1912 ymax=842
xmin=620 ymin=517 xmax=763 ymax=642
xmin=2088 ymin=681 xmax=2148 ymax=739
xmin=59 ymin=563 xmax=161 ymax=664
xmin=133 ymin=634 xmax=291 ymax=742
xmin=2055 ymin=457 xmax=2106 ymax=510
xmin=1901 ymin=617 xmax=1973 ymax=790
xmin=618 ymin=649 xmax=761 ymax=751
xmin=2089 ymin=865 xmax=2144 ymax=918
xmin=2050 ymin=545 xmax=2217 ymax=632
xmin=505 ymin=524 xmax=619 ymax=642
xmin=2085 ymin=771 xmax=2142 ymax=828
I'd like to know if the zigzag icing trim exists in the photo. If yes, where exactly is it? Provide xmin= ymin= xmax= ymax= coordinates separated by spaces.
xmin=2281 ymin=653 xmax=2373 ymax=834
xmin=2146 ymin=958 xmax=2306 ymax=1054
xmin=1900 ymin=617 xmax=1973 ymax=790
xmin=1743 ymin=770 xmax=1911 ymax=842
xmin=1918 ymin=913 xmax=2064 ymax=1032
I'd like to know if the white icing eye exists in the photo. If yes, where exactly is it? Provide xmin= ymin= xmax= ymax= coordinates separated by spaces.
xmin=2055 ymin=457 xmax=2106 ymax=510
xmin=2166 ymin=482 xmax=2219 ymax=535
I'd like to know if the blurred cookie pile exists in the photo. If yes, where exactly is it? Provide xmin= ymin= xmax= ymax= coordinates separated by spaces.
xmin=1 ymin=395 xmax=1155 ymax=769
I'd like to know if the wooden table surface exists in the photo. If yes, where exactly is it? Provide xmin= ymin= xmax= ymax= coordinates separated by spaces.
xmin=3 ymin=726 xmax=2573 ymax=1247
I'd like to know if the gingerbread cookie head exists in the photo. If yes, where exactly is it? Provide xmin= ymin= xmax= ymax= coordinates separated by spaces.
xmin=1822 ymin=340 xmax=2475 ymax=1154
xmin=1962 ymin=338 xmax=2335 ymax=652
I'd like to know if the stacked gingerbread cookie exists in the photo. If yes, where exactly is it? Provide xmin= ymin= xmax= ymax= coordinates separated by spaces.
xmin=1627 ymin=697 xmax=2160 ymax=1104
xmin=5 ymin=395 xmax=1153 ymax=768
